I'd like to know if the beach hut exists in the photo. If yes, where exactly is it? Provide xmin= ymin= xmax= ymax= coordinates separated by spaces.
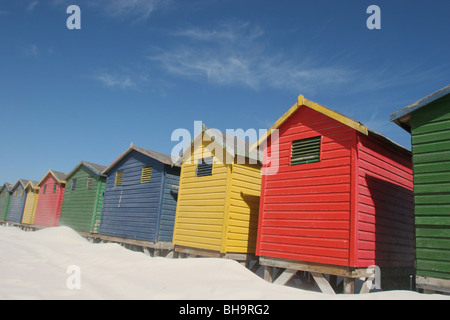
xmin=98 ymin=144 xmax=181 ymax=245
xmin=391 ymin=84 xmax=450 ymax=293
xmin=33 ymin=170 xmax=67 ymax=227
xmin=7 ymin=179 xmax=30 ymax=223
xmin=172 ymin=125 xmax=262 ymax=261
xmin=254 ymin=95 xmax=414 ymax=294
xmin=59 ymin=161 xmax=107 ymax=233
xmin=21 ymin=181 xmax=40 ymax=225
xmin=0 ymin=183 xmax=14 ymax=221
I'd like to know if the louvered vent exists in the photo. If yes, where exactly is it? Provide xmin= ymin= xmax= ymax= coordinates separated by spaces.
xmin=196 ymin=157 xmax=213 ymax=177
xmin=141 ymin=166 xmax=152 ymax=183
xmin=86 ymin=177 xmax=93 ymax=190
xmin=291 ymin=136 xmax=321 ymax=165
xmin=115 ymin=171 xmax=124 ymax=186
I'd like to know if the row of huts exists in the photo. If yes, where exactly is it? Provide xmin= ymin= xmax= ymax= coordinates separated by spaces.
xmin=1 ymin=86 xmax=449 ymax=294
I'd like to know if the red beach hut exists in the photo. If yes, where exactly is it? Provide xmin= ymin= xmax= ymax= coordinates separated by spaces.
xmin=254 ymin=95 xmax=414 ymax=294
xmin=34 ymin=170 xmax=67 ymax=227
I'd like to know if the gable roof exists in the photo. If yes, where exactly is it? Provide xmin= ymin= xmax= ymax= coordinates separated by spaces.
xmin=12 ymin=179 xmax=31 ymax=191
xmin=102 ymin=143 xmax=179 ymax=175
xmin=65 ymin=161 xmax=107 ymax=180
xmin=173 ymin=123 xmax=262 ymax=166
xmin=24 ymin=180 xmax=40 ymax=191
xmin=390 ymin=85 xmax=450 ymax=133
xmin=0 ymin=183 xmax=14 ymax=193
xmin=250 ymin=94 xmax=409 ymax=154
xmin=37 ymin=170 xmax=67 ymax=187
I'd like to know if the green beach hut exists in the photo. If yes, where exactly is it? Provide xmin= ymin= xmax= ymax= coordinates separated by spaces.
xmin=391 ymin=84 xmax=450 ymax=293
xmin=59 ymin=161 xmax=107 ymax=233
xmin=0 ymin=183 xmax=13 ymax=221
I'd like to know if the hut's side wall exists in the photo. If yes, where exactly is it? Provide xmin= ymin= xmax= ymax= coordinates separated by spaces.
xmin=22 ymin=187 xmax=39 ymax=225
xmin=412 ymin=94 xmax=450 ymax=280
xmin=158 ymin=165 xmax=181 ymax=242
xmin=355 ymin=133 xmax=414 ymax=268
xmin=226 ymin=163 xmax=261 ymax=254
xmin=256 ymin=106 xmax=355 ymax=266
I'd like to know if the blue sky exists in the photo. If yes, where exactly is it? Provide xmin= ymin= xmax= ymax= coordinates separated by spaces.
xmin=0 ymin=0 xmax=449 ymax=183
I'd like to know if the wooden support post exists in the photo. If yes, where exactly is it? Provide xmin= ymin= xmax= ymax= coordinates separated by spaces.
xmin=311 ymin=272 xmax=336 ymax=295
xmin=273 ymin=269 xmax=297 ymax=285
xmin=343 ymin=277 xmax=355 ymax=294
xmin=264 ymin=266 xmax=273 ymax=283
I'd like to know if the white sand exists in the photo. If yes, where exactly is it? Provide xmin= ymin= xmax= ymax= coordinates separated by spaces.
xmin=0 ymin=226 xmax=448 ymax=300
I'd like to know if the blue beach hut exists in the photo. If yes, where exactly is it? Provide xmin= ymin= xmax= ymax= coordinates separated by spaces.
xmin=98 ymin=144 xmax=181 ymax=243
xmin=7 ymin=179 xmax=30 ymax=223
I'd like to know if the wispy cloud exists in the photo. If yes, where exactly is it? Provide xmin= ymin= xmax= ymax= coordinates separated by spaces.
xmin=148 ymin=21 xmax=352 ymax=93
xmin=50 ymin=0 xmax=168 ymax=22
xmin=90 ymin=71 xmax=137 ymax=90
xmin=27 ymin=1 xmax=39 ymax=12
xmin=24 ymin=44 xmax=39 ymax=56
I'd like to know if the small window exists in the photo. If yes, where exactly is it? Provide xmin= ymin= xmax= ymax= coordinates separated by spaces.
xmin=141 ymin=166 xmax=152 ymax=183
xmin=14 ymin=191 xmax=17 ymax=197
xmin=114 ymin=171 xmax=124 ymax=187
xmin=86 ymin=177 xmax=93 ymax=190
xmin=53 ymin=183 xmax=57 ymax=193
xmin=71 ymin=179 xmax=77 ymax=191
xmin=196 ymin=157 xmax=213 ymax=177
xmin=43 ymin=185 xmax=47 ymax=194
xmin=20 ymin=189 xmax=24 ymax=197
xmin=291 ymin=136 xmax=321 ymax=165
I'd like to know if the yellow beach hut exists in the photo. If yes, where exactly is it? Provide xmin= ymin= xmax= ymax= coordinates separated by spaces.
xmin=172 ymin=124 xmax=262 ymax=261
xmin=21 ymin=180 xmax=40 ymax=225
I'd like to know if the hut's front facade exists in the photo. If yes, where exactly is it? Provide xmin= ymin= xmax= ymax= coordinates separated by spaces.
xmin=255 ymin=95 xmax=414 ymax=293
xmin=34 ymin=170 xmax=67 ymax=227
xmin=59 ymin=161 xmax=107 ymax=233
xmin=391 ymin=85 xmax=450 ymax=293
xmin=21 ymin=181 xmax=40 ymax=225
xmin=7 ymin=179 xmax=30 ymax=223
xmin=172 ymin=126 xmax=262 ymax=258
xmin=0 ymin=183 xmax=13 ymax=221
xmin=99 ymin=144 xmax=181 ymax=243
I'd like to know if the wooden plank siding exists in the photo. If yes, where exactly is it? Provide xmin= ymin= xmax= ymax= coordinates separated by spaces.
xmin=99 ymin=148 xmax=181 ymax=243
xmin=256 ymin=106 xmax=354 ymax=266
xmin=173 ymin=139 xmax=229 ymax=252
xmin=227 ymin=163 xmax=261 ymax=253
xmin=356 ymin=133 xmax=414 ymax=268
xmin=7 ymin=181 xmax=28 ymax=223
xmin=59 ymin=164 xmax=106 ymax=233
xmin=158 ymin=165 xmax=181 ymax=242
xmin=21 ymin=182 xmax=39 ymax=225
xmin=34 ymin=172 xmax=66 ymax=227
xmin=173 ymin=135 xmax=262 ymax=254
xmin=411 ymin=93 xmax=450 ymax=280
xmin=0 ymin=184 xmax=13 ymax=221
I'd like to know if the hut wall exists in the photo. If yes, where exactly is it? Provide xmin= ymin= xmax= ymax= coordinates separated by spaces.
xmin=173 ymin=139 xmax=229 ymax=252
xmin=411 ymin=94 xmax=450 ymax=280
xmin=8 ymin=184 xmax=27 ymax=223
xmin=21 ymin=187 xmax=39 ymax=225
xmin=158 ymin=164 xmax=181 ymax=242
xmin=226 ymin=163 xmax=261 ymax=254
xmin=99 ymin=150 xmax=165 ymax=242
xmin=0 ymin=188 xmax=12 ymax=221
xmin=355 ymin=133 xmax=414 ymax=268
xmin=59 ymin=166 xmax=106 ymax=233
xmin=256 ymin=106 xmax=356 ymax=266
xmin=34 ymin=175 xmax=65 ymax=227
